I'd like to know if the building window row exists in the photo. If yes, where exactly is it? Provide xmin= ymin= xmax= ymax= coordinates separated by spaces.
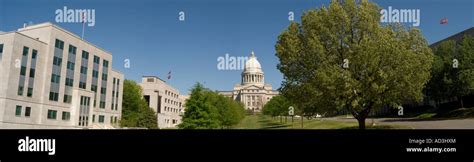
xmin=46 ymin=109 xmax=70 ymax=121
xmin=165 ymin=90 xmax=178 ymax=99
xmin=15 ymin=105 xmax=31 ymax=117
xmin=164 ymin=106 xmax=180 ymax=113
xmin=92 ymin=114 xmax=118 ymax=124
xmin=164 ymin=98 xmax=180 ymax=106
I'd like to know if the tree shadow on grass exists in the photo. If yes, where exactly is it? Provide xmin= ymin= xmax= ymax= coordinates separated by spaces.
xmin=257 ymin=117 xmax=290 ymax=129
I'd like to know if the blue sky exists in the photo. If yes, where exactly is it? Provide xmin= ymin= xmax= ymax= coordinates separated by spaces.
xmin=1 ymin=0 xmax=473 ymax=95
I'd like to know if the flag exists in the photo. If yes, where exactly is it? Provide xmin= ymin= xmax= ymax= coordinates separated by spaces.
xmin=82 ymin=12 xmax=86 ymax=24
xmin=440 ymin=18 xmax=448 ymax=24
xmin=167 ymin=71 xmax=171 ymax=80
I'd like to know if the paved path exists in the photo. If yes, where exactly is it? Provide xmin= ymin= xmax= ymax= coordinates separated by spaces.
xmin=329 ymin=117 xmax=474 ymax=129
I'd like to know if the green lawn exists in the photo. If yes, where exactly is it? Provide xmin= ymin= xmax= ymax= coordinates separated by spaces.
xmin=236 ymin=114 xmax=408 ymax=129
xmin=407 ymin=108 xmax=474 ymax=120
xmin=434 ymin=107 xmax=474 ymax=119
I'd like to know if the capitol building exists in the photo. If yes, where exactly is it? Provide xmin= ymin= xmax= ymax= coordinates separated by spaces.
xmin=219 ymin=51 xmax=278 ymax=112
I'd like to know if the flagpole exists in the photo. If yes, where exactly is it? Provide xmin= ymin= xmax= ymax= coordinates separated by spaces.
xmin=82 ymin=22 xmax=85 ymax=40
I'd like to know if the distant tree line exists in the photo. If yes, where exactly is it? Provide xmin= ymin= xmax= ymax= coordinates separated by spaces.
xmin=426 ymin=36 xmax=474 ymax=109
xmin=178 ymin=83 xmax=246 ymax=129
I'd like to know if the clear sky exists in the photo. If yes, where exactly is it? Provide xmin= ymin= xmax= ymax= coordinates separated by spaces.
xmin=1 ymin=0 xmax=473 ymax=95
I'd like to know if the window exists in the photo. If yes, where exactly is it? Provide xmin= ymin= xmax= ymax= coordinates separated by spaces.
xmin=29 ymin=68 xmax=35 ymax=78
xmin=63 ymin=95 xmax=72 ymax=103
xmin=68 ymin=45 xmax=76 ymax=54
xmin=67 ymin=61 xmax=75 ymax=70
xmin=82 ymin=51 xmax=89 ymax=59
xmin=51 ymin=74 xmax=60 ymax=83
xmin=27 ymin=87 xmax=33 ymax=97
xmin=55 ymin=39 xmax=64 ymax=50
xmin=47 ymin=110 xmax=57 ymax=119
xmin=92 ymin=115 xmax=95 ymax=123
xmin=32 ymin=49 xmax=37 ymax=59
xmin=62 ymin=111 xmax=70 ymax=121
xmin=114 ymin=117 xmax=118 ymax=123
xmin=80 ymin=66 xmax=87 ymax=74
xmin=25 ymin=107 xmax=31 ymax=117
xmin=22 ymin=46 xmax=29 ymax=56
xmin=92 ymin=70 xmax=99 ymax=78
xmin=91 ymin=85 xmax=97 ymax=92
xmin=20 ymin=66 xmax=26 ymax=76
xmin=53 ymin=56 xmax=62 ymax=66
xmin=17 ymin=86 xmax=23 ymax=96
xmin=100 ymin=101 xmax=105 ymax=108
xmin=79 ymin=82 xmax=86 ymax=89
xmin=102 ymin=73 xmax=108 ymax=81
xmin=49 ymin=92 xmax=59 ymax=101
xmin=98 ymin=115 xmax=105 ymax=123
xmin=101 ymin=87 xmax=106 ymax=94
xmin=110 ymin=116 xmax=113 ymax=124
xmin=93 ymin=56 xmax=100 ymax=64
xmin=65 ymin=78 xmax=74 ymax=87
xmin=103 ymin=60 xmax=109 ymax=68
xmin=15 ymin=105 xmax=22 ymax=116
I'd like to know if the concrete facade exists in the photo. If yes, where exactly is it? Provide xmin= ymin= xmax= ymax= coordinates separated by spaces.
xmin=139 ymin=76 xmax=186 ymax=128
xmin=0 ymin=22 xmax=124 ymax=129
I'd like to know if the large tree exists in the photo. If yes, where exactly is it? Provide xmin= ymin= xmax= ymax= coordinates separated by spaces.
xmin=275 ymin=0 xmax=433 ymax=129
xmin=121 ymin=80 xmax=158 ymax=129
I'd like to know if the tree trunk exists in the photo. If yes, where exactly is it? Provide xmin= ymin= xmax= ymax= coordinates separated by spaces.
xmin=301 ymin=115 xmax=304 ymax=128
xmin=459 ymin=97 xmax=464 ymax=108
xmin=357 ymin=117 xmax=366 ymax=130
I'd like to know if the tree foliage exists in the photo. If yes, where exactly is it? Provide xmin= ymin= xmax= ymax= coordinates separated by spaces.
xmin=178 ymin=83 xmax=245 ymax=129
xmin=275 ymin=0 xmax=433 ymax=129
xmin=120 ymin=80 xmax=158 ymax=129
xmin=427 ymin=36 xmax=474 ymax=108
xmin=262 ymin=95 xmax=292 ymax=117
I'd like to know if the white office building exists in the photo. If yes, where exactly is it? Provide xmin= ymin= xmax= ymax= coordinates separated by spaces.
xmin=139 ymin=76 xmax=186 ymax=128
xmin=0 ymin=22 xmax=124 ymax=129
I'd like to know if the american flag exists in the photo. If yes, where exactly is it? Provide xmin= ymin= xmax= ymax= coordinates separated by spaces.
xmin=440 ymin=18 xmax=448 ymax=24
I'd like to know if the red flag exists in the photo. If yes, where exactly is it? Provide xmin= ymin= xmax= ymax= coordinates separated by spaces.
xmin=440 ymin=18 xmax=448 ymax=24
xmin=167 ymin=71 xmax=171 ymax=80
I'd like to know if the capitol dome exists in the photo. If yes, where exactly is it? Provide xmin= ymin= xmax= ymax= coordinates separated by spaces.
xmin=244 ymin=51 xmax=263 ymax=73
xmin=242 ymin=51 xmax=264 ymax=86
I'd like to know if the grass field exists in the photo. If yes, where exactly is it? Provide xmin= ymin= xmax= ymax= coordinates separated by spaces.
xmin=236 ymin=114 xmax=409 ymax=129
xmin=408 ymin=107 xmax=474 ymax=120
